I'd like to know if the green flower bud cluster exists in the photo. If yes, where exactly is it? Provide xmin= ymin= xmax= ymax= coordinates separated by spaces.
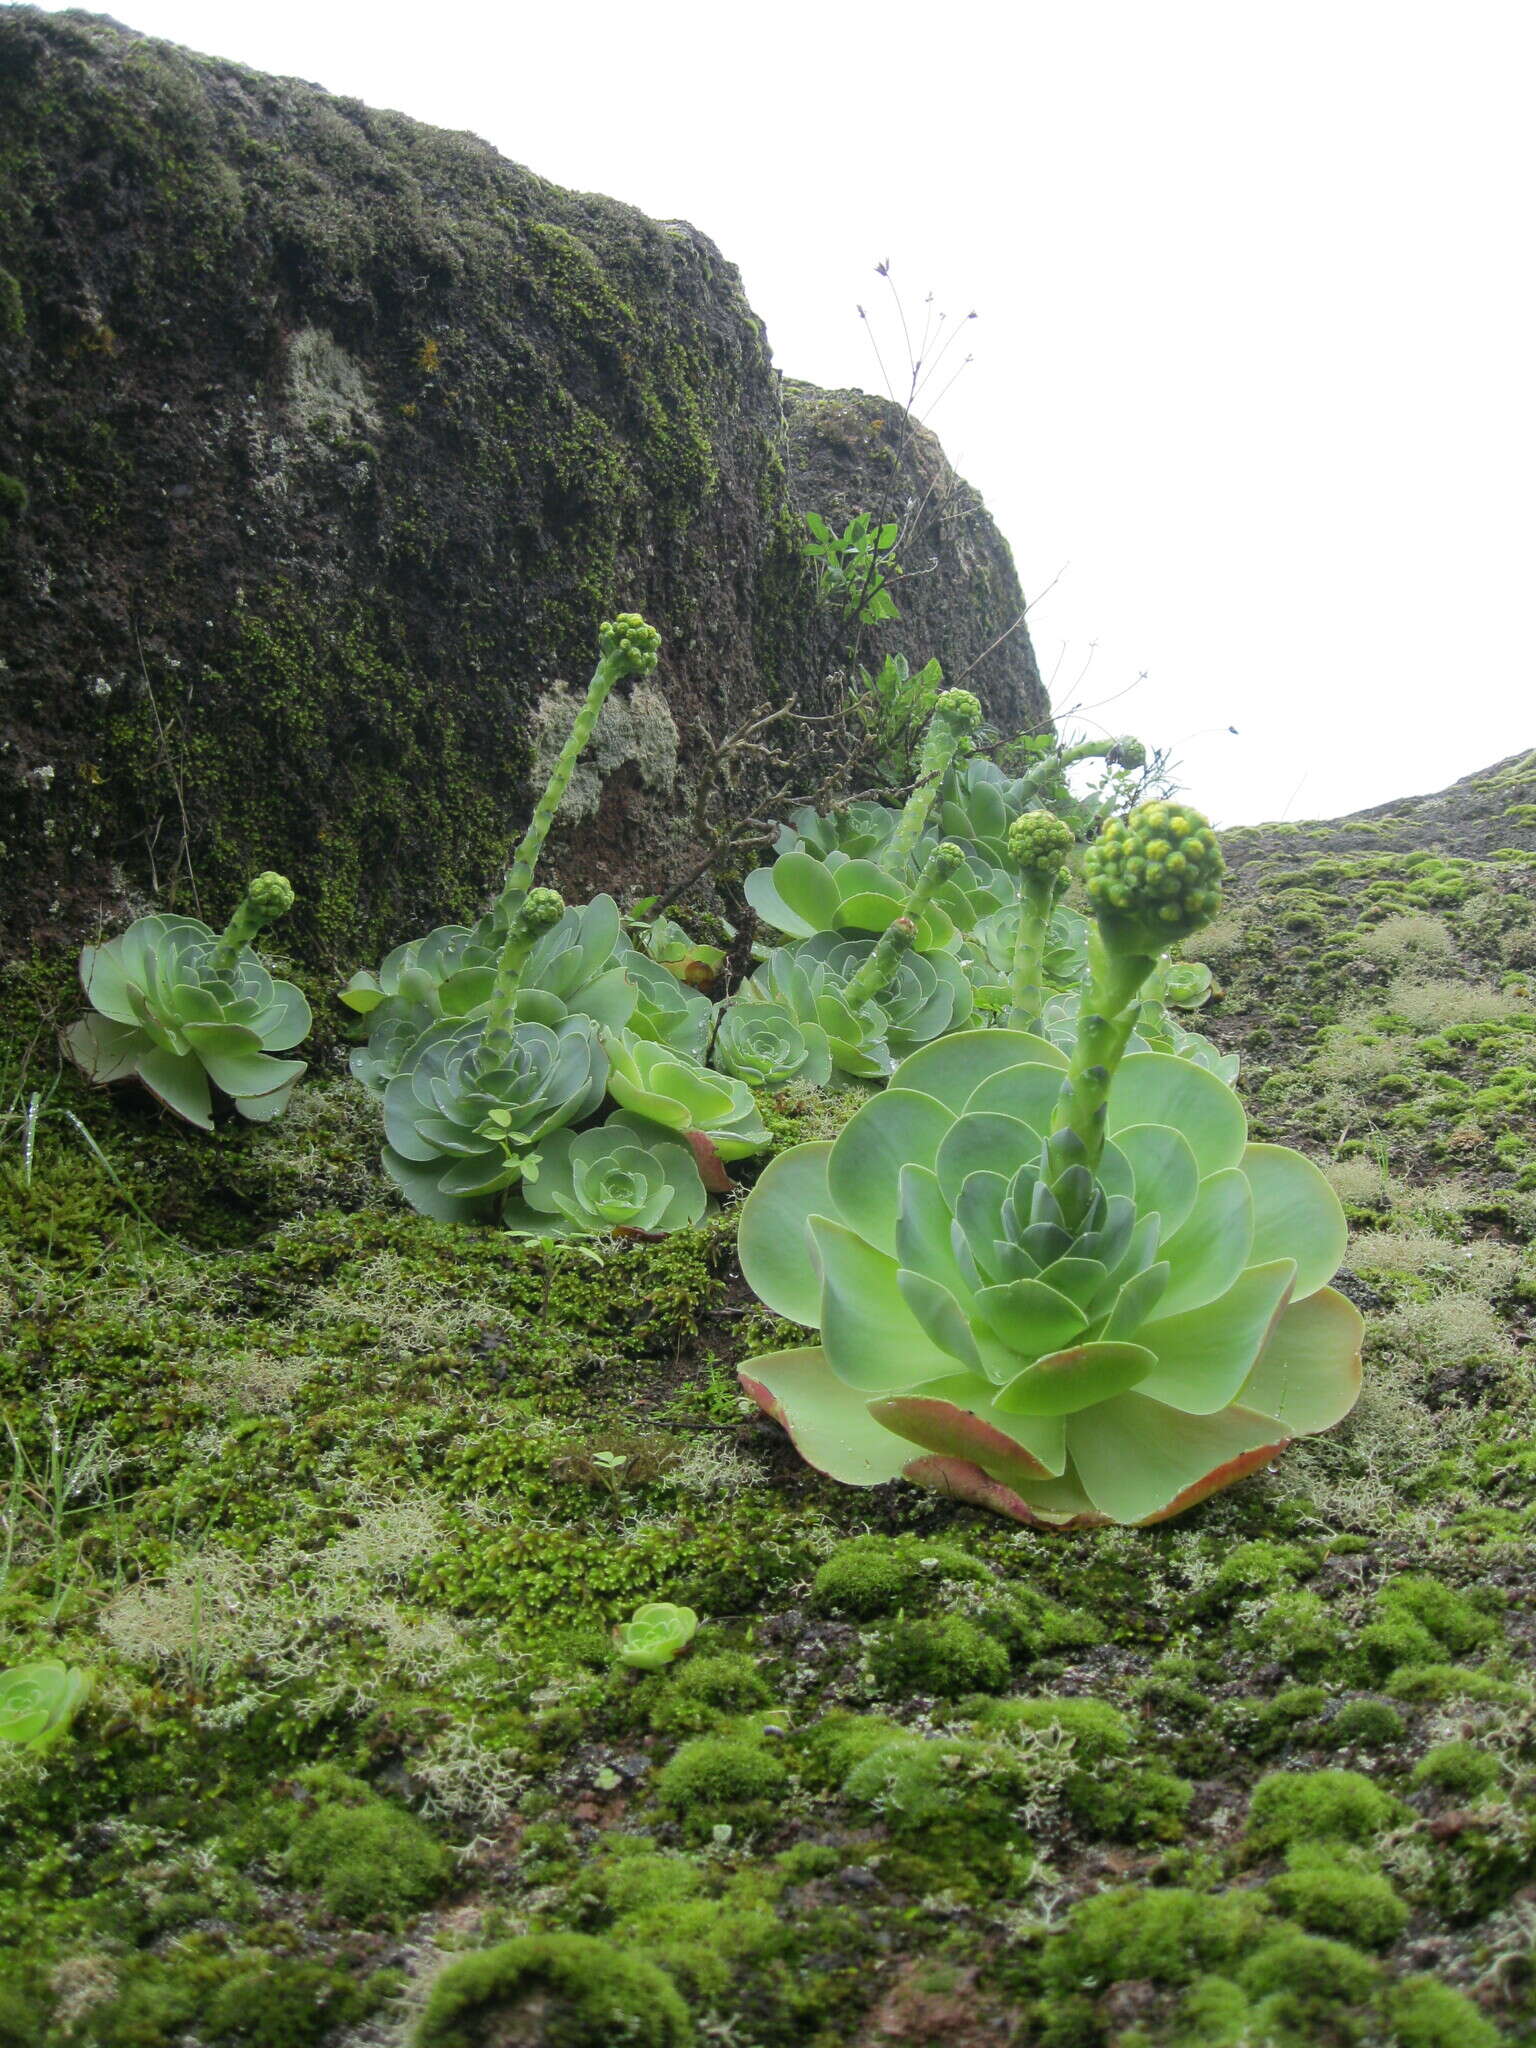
xmin=1108 ymin=736 xmax=1147 ymax=770
xmin=1006 ymin=810 xmax=1075 ymax=879
xmin=521 ymin=886 xmax=567 ymax=933
xmin=1084 ymin=801 xmax=1225 ymax=953
xmin=933 ymin=688 xmax=983 ymax=733
xmin=246 ymin=871 xmax=297 ymax=921
xmin=597 ymin=613 xmax=662 ymax=676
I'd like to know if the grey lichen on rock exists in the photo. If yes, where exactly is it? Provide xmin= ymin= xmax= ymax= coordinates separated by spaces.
xmin=528 ymin=676 xmax=680 ymax=823
xmin=286 ymin=328 xmax=380 ymax=448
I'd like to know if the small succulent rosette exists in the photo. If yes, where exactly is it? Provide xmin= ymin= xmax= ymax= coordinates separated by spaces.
xmin=602 ymin=1032 xmax=769 ymax=1190
xmin=0 ymin=1660 xmax=94 ymax=1753
xmin=737 ymin=1029 xmax=1363 ymax=1527
xmin=382 ymin=1014 xmax=607 ymax=1224
xmin=711 ymin=998 xmax=833 ymax=1089
xmin=501 ymin=1113 xmax=707 ymax=1239
xmin=614 ymin=1602 xmax=699 ymax=1670
xmin=66 ymin=882 xmax=309 ymax=1130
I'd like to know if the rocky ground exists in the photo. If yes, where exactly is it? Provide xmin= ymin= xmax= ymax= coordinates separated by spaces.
xmin=2 ymin=748 xmax=1535 ymax=2047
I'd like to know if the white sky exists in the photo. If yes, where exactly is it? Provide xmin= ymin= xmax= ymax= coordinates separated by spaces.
xmin=16 ymin=0 xmax=1534 ymax=823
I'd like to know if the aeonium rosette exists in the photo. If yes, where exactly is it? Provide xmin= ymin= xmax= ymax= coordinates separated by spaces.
xmin=65 ymin=873 xmax=309 ymax=1130
xmin=382 ymin=1013 xmax=607 ymax=1225
xmin=736 ymin=802 xmax=1364 ymax=1526
xmin=501 ymin=1113 xmax=708 ymax=1239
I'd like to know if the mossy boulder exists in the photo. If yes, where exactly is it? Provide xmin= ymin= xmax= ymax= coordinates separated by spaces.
xmin=0 ymin=7 xmax=1047 ymax=969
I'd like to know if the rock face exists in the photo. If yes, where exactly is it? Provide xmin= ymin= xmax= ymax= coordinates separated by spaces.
xmin=0 ymin=9 xmax=1047 ymax=969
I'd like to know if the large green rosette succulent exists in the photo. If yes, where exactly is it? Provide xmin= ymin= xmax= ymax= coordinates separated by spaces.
xmin=742 ymin=947 xmax=896 ymax=1081
xmin=737 ymin=800 xmax=1361 ymax=1527
xmin=737 ymin=1031 xmax=1362 ymax=1526
xmin=65 ymin=874 xmax=309 ymax=1130
xmin=382 ymin=1015 xmax=607 ymax=1225
xmin=793 ymin=933 xmax=974 ymax=1055
xmin=774 ymin=801 xmax=901 ymax=863
xmin=348 ymin=894 xmax=630 ymax=1097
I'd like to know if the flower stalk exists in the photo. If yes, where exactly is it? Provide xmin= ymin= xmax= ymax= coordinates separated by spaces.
xmin=839 ymin=840 xmax=963 ymax=1011
xmin=492 ymin=615 xmax=661 ymax=931
xmin=1005 ymin=811 xmax=1074 ymax=1032
xmin=886 ymin=690 xmax=982 ymax=873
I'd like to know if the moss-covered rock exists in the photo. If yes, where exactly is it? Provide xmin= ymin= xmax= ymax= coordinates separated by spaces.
xmin=0 ymin=8 xmax=1047 ymax=966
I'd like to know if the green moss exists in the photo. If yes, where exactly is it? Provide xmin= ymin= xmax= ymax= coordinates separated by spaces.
xmin=1411 ymin=1740 xmax=1500 ymax=1798
xmin=1264 ymin=1848 xmax=1408 ymax=1947
xmin=808 ymin=1533 xmax=989 ymax=1618
xmin=285 ymin=1789 xmax=451 ymax=1922
xmin=1380 ymin=1975 xmax=1502 ymax=2048
xmin=587 ymin=1843 xmax=788 ymax=2004
xmin=83 ymin=1952 xmax=381 ymax=2048
xmin=842 ymin=1732 xmax=1007 ymax=1833
xmin=0 ymin=265 xmax=22 ymax=337
xmin=797 ymin=1712 xmax=905 ymax=1790
xmin=1042 ymin=1887 xmax=1269 ymax=1992
xmin=973 ymin=1695 xmax=1132 ymax=1761
xmin=1325 ymin=1699 xmax=1406 ymax=1750
xmin=1201 ymin=1539 xmax=1315 ymax=1602
xmin=1355 ymin=1616 xmax=1443 ymax=1681
xmin=1170 ymin=1977 xmax=1252 ymax=2047
xmin=1247 ymin=1684 xmax=1327 ymax=1756
xmin=654 ymin=1736 xmax=788 ymax=1835
xmin=1237 ymin=1929 xmax=1379 ymax=2007
xmin=646 ymin=1651 xmax=772 ymax=1736
xmin=1385 ymin=1663 xmax=1522 ymax=1705
xmin=1244 ymin=1770 xmax=1400 ymax=1855
xmin=1068 ymin=1762 xmax=1193 ymax=1844
xmin=809 ymin=1534 xmax=922 ymax=1617
xmin=1376 ymin=1574 xmax=1501 ymax=1656
xmin=867 ymin=1614 xmax=1010 ymax=1698
xmin=0 ymin=471 xmax=26 ymax=523
xmin=413 ymin=1934 xmax=692 ymax=2048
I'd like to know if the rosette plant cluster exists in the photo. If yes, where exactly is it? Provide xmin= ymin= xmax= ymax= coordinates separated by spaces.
xmin=348 ymin=618 xmax=768 ymax=1235
xmin=736 ymin=802 xmax=1364 ymax=1525
xmin=65 ymin=874 xmax=309 ymax=1129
